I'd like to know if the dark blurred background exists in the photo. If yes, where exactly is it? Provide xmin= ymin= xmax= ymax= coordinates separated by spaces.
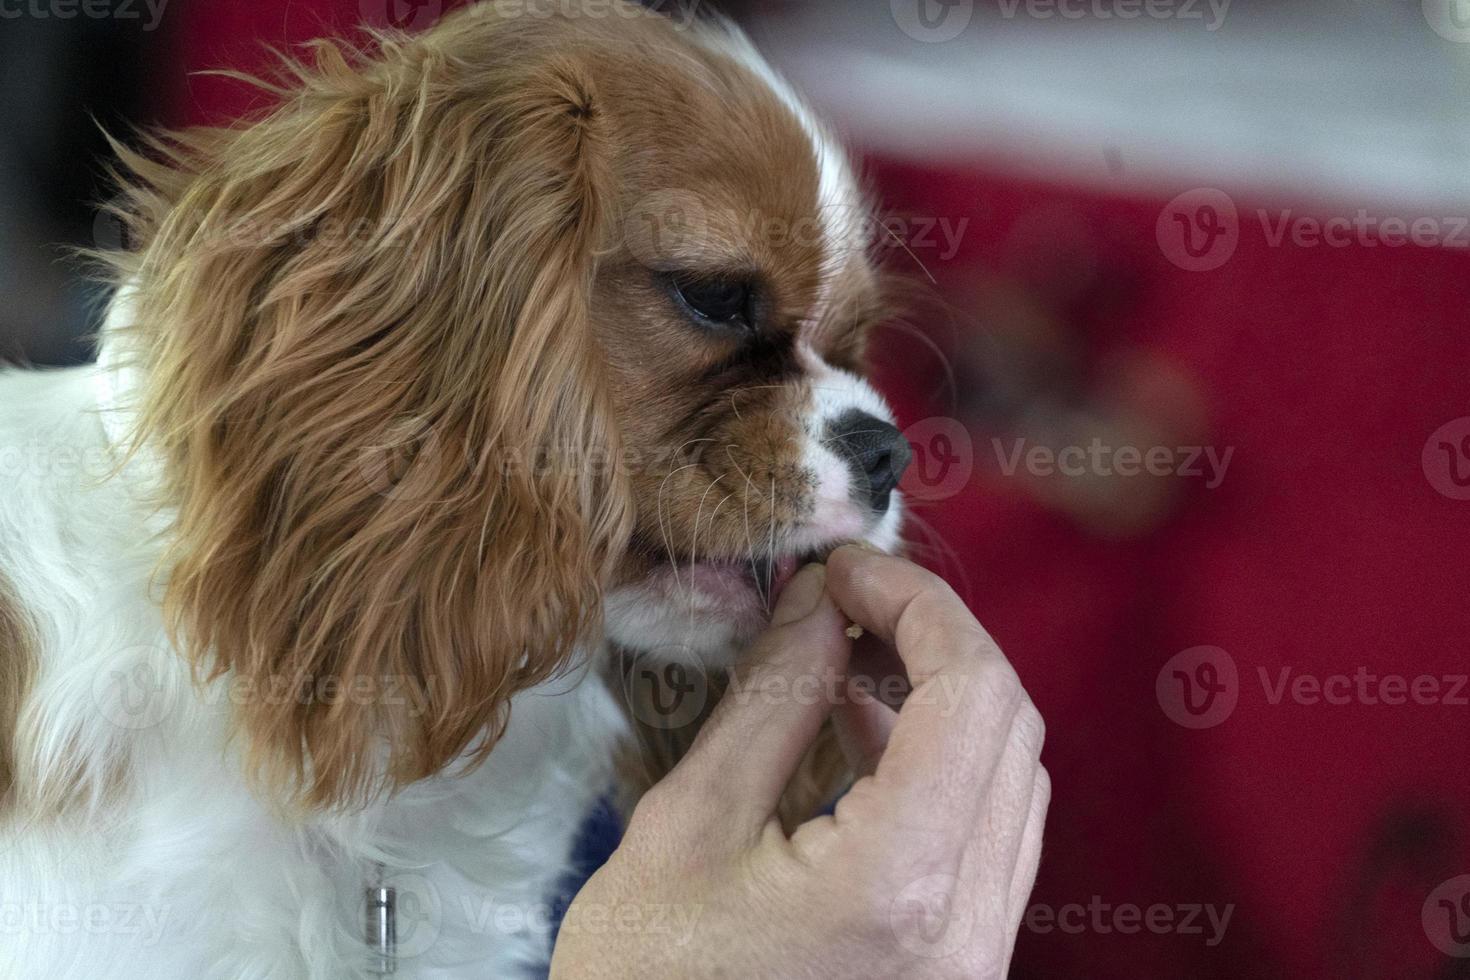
xmin=5 ymin=1 xmax=1470 ymax=977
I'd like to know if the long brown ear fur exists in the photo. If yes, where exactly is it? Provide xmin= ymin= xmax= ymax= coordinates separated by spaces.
xmin=102 ymin=24 xmax=633 ymax=808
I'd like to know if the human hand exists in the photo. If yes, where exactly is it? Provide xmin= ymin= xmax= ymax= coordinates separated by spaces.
xmin=552 ymin=546 xmax=1049 ymax=978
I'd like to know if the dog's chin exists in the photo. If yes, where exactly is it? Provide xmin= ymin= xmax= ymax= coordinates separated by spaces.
xmin=603 ymin=515 xmax=904 ymax=670
xmin=603 ymin=554 xmax=809 ymax=668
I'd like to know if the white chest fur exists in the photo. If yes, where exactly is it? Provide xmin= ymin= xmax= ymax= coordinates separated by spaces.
xmin=0 ymin=364 xmax=626 ymax=980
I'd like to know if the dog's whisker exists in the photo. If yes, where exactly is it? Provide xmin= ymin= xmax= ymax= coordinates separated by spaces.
xmin=657 ymin=461 xmax=702 ymax=596
xmin=686 ymin=473 xmax=726 ymax=617
xmin=764 ymin=478 xmax=777 ymax=613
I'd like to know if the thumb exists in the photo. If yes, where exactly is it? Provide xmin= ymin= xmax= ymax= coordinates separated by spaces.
xmin=673 ymin=564 xmax=851 ymax=830
xmin=770 ymin=560 xmax=828 ymax=627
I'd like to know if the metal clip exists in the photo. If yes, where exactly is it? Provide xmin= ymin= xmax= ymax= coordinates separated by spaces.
xmin=365 ymin=864 xmax=397 ymax=976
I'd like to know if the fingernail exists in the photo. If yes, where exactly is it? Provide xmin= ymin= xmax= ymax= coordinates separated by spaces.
xmin=771 ymin=563 xmax=826 ymax=626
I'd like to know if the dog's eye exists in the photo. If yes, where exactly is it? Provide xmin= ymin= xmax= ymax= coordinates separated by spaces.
xmin=670 ymin=274 xmax=756 ymax=330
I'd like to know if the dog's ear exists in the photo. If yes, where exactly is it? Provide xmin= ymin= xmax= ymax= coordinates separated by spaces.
xmin=108 ymin=30 xmax=632 ymax=808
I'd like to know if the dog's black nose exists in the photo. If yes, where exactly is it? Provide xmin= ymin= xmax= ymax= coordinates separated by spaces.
xmin=829 ymin=410 xmax=912 ymax=513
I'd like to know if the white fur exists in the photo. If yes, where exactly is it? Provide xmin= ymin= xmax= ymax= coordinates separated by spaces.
xmin=0 ymin=349 xmax=628 ymax=979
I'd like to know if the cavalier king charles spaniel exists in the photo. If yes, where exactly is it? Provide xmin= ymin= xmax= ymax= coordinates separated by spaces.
xmin=0 ymin=2 xmax=910 ymax=977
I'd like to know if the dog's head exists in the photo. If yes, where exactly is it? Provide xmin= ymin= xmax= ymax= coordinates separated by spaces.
xmin=108 ymin=2 xmax=906 ymax=807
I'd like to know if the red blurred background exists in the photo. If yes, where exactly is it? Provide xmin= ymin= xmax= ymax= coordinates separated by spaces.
xmin=4 ymin=1 xmax=1469 ymax=976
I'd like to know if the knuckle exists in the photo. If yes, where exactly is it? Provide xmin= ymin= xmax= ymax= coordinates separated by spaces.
xmin=1012 ymin=700 xmax=1047 ymax=758
xmin=970 ymin=658 xmax=1025 ymax=712
xmin=626 ymin=781 xmax=687 ymax=842
xmin=909 ymin=578 xmax=962 ymax=621
xmin=1033 ymin=766 xmax=1053 ymax=815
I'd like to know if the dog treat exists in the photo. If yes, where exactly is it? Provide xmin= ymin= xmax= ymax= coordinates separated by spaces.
xmin=845 ymin=623 xmax=865 ymax=640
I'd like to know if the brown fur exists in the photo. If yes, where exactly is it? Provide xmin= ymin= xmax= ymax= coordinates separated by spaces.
xmin=609 ymin=653 xmax=848 ymax=830
xmin=97 ymin=2 xmax=886 ymax=813
xmin=0 ymin=570 xmax=37 ymax=807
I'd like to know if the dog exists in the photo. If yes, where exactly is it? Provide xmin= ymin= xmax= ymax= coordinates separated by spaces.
xmin=0 ymin=3 xmax=910 ymax=977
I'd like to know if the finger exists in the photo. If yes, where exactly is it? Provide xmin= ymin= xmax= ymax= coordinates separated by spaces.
xmin=831 ymin=687 xmax=896 ymax=779
xmin=952 ymin=707 xmax=1046 ymax=965
xmin=825 ymin=546 xmax=1027 ymax=837
xmin=825 ymin=545 xmax=999 ymax=682
xmin=895 ymin=711 xmax=1043 ymax=976
xmin=831 ymin=632 xmax=903 ymax=776
xmin=1006 ymin=766 xmax=1049 ymax=936
xmin=670 ymin=564 xmax=851 ymax=829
